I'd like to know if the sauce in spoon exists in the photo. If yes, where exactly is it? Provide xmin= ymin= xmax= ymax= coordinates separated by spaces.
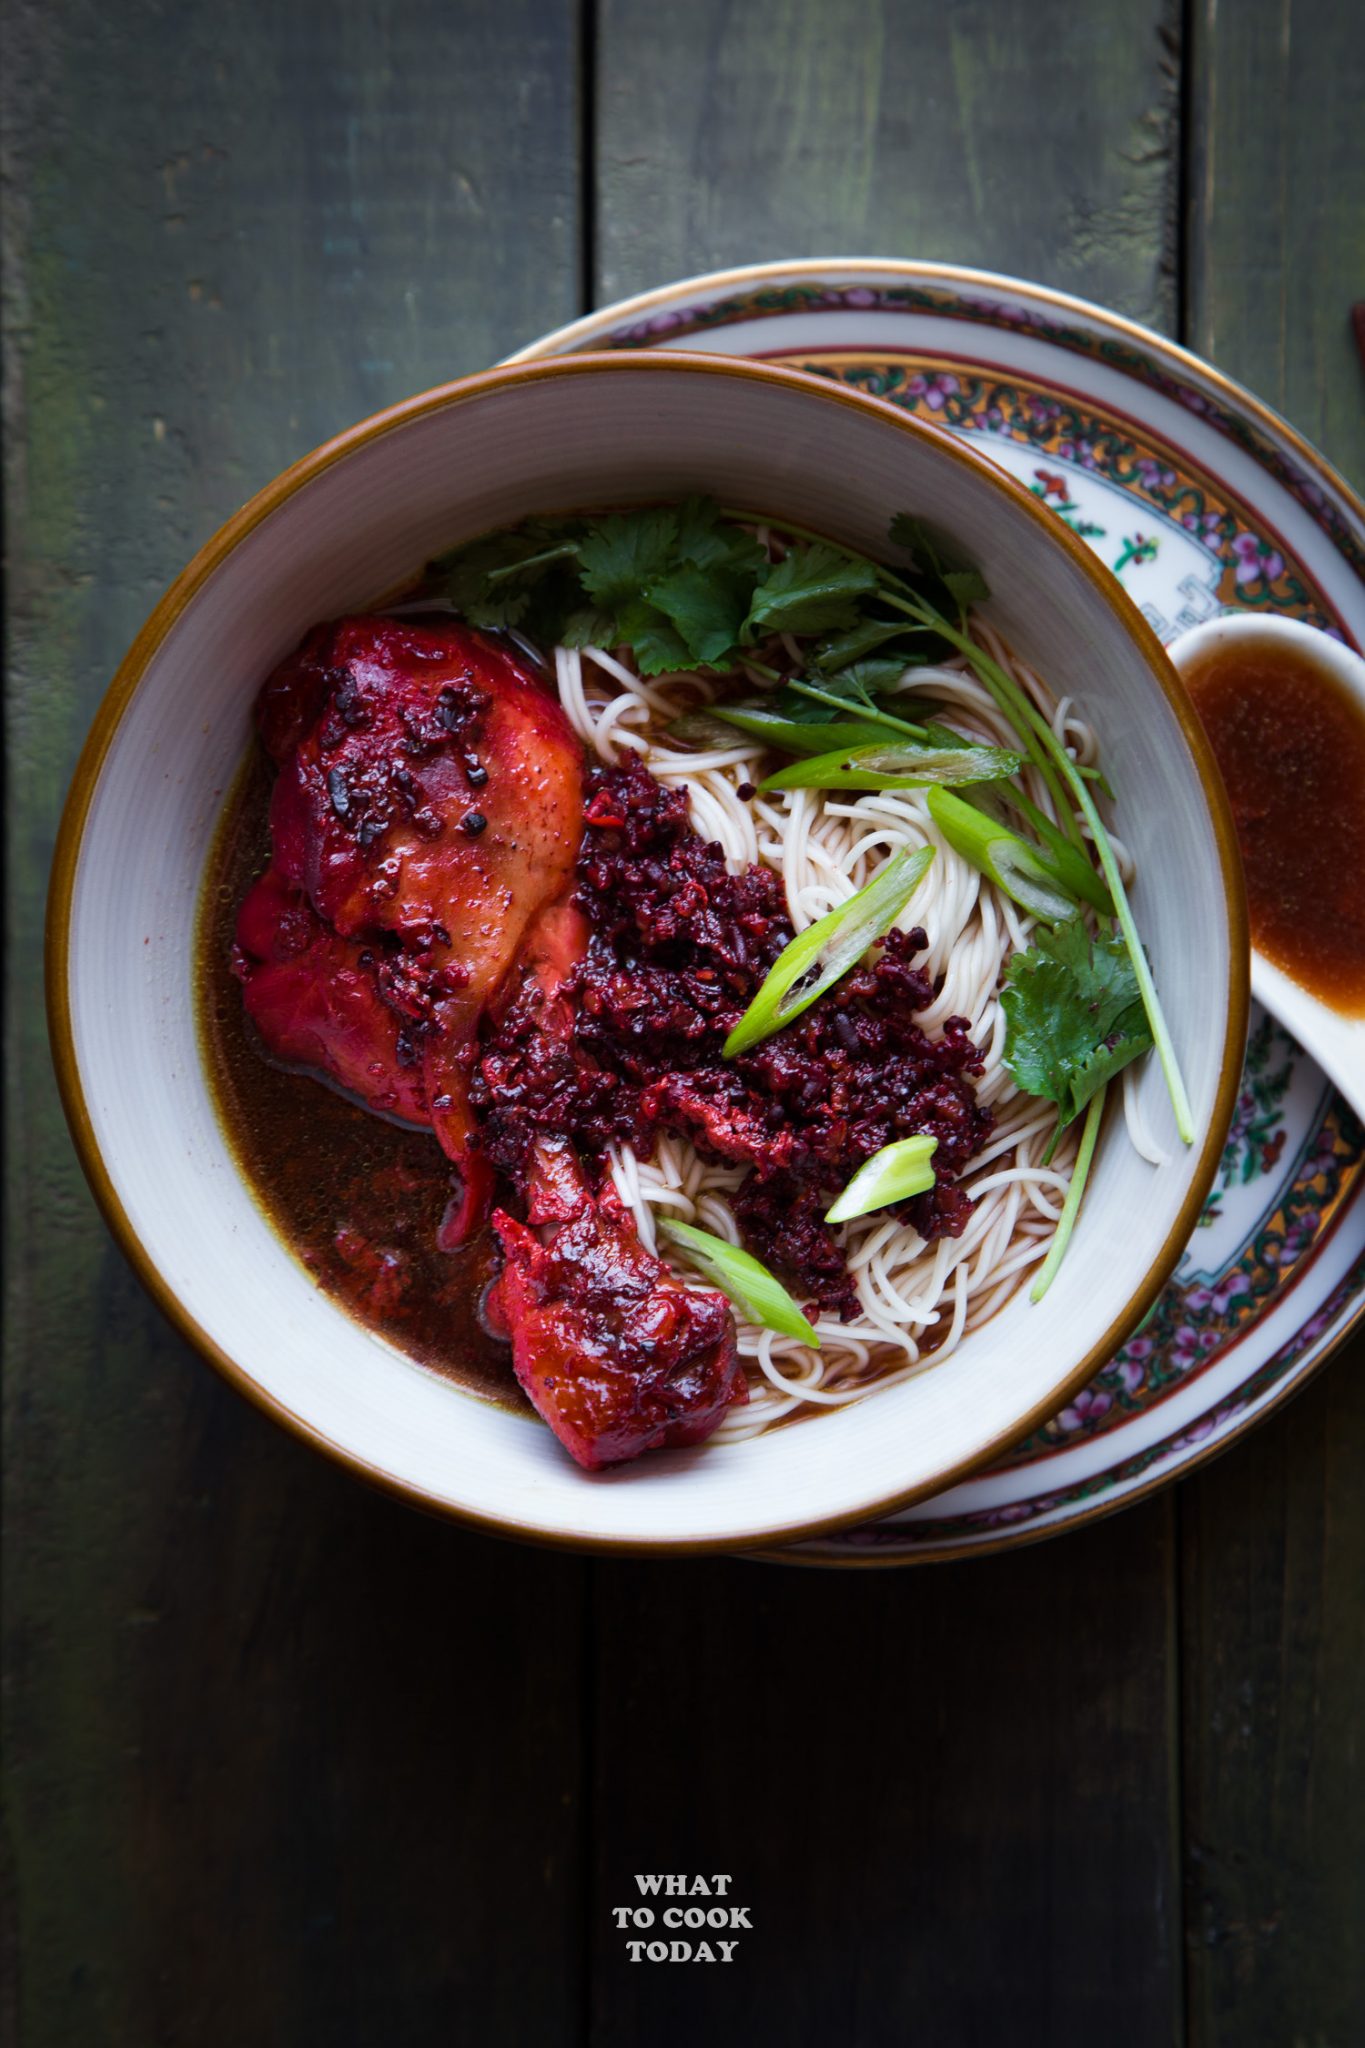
xmin=1185 ymin=634 xmax=1365 ymax=1016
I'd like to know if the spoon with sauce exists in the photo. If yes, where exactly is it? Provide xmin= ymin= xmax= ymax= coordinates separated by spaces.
xmin=1169 ymin=614 xmax=1365 ymax=1122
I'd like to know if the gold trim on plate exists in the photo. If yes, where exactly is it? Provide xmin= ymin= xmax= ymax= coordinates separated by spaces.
xmin=507 ymin=257 xmax=1365 ymax=540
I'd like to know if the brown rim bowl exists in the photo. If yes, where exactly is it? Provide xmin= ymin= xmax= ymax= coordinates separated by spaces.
xmin=46 ymin=352 xmax=1249 ymax=1553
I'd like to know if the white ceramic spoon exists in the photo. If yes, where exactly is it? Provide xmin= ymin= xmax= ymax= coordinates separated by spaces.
xmin=1168 ymin=613 xmax=1365 ymax=1123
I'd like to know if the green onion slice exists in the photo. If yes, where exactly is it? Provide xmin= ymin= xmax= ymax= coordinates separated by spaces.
xmin=991 ymin=784 xmax=1116 ymax=916
xmin=1029 ymin=1085 xmax=1107 ymax=1301
xmin=659 ymin=1221 xmax=820 ymax=1346
xmin=665 ymin=708 xmax=759 ymax=749
xmin=825 ymin=1135 xmax=939 ymax=1224
xmin=926 ymin=786 xmax=1078 ymax=924
xmin=722 ymin=845 xmax=935 ymax=1057
xmin=760 ymin=741 xmax=1022 ymax=793
xmin=709 ymin=705 xmax=920 ymax=755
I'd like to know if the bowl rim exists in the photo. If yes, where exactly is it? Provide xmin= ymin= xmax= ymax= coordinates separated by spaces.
xmin=44 ymin=348 xmax=1251 ymax=1554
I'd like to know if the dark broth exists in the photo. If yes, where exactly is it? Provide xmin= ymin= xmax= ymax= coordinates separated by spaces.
xmin=1187 ymin=636 xmax=1365 ymax=1015
xmin=197 ymin=747 xmax=525 ymax=1410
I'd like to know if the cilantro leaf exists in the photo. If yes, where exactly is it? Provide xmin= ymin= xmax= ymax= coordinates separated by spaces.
xmin=518 ymin=562 xmax=600 ymax=648
xmin=888 ymin=513 xmax=990 ymax=620
xmin=769 ymin=683 xmax=851 ymax=726
xmin=670 ymin=497 xmax=766 ymax=580
xmin=830 ymin=657 xmax=917 ymax=697
xmin=646 ymin=562 xmax=749 ymax=668
xmin=1000 ymin=922 xmax=1153 ymax=1128
xmin=672 ymin=496 xmax=730 ymax=566
xmin=578 ymin=510 xmax=680 ymax=611
xmin=433 ymin=521 xmax=586 ymax=629
xmin=614 ymin=595 xmax=692 ymax=676
xmin=558 ymin=605 xmax=618 ymax=650
xmin=741 ymin=544 xmax=878 ymax=642
xmin=814 ymin=614 xmax=942 ymax=672
xmin=944 ymin=566 xmax=991 ymax=611
xmin=792 ymin=666 xmax=896 ymax=719
xmin=769 ymin=661 xmax=934 ymax=737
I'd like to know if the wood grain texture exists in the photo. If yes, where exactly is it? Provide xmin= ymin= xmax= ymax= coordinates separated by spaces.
xmin=3 ymin=2 xmax=586 ymax=2042
xmin=595 ymin=0 xmax=1184 ymax=328
xmin=1180 ymin=1365 xmax=1365 ymax=2047
xmin=6 ymin=0 xmax=1364 ymax=2040
xmin=588 ymin=1522 xmax=1183 ymax=2048
xmin=1181 ymin=7 xmax=1365 ymax=2040
xmin=1186 ymin=0 xmax=1365 ymax=493
xmin=588 ymin=4 xmax=1187 ymax=2041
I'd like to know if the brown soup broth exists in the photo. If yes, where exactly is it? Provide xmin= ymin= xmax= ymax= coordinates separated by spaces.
xmin=197 ymin=746 xmax=525 ymax=1410
xmin=1185 ymin=637 xmax=1365 ymax=1016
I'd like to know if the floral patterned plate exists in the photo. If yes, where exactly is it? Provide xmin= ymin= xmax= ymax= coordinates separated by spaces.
xmin=510 ymin=261 xmax=1365 ymax=1563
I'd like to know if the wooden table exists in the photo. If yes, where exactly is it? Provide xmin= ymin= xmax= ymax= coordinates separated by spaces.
xmin=5 ymin=4 xmax=1363 ymax=2040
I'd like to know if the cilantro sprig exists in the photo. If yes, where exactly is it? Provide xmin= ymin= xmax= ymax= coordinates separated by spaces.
xmin=433 ymin=498 xmax=765 ymax=676
xmin=432 ymin=500 xmax=976 ymax=682
xmin=998 ymin=924 xmax=1156 ymax=1301
xmin=1001 ymin=924 xmax=1153 ymax=1137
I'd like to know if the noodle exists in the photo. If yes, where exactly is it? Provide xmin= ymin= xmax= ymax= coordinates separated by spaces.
xmin=552 ymin=629 xmax=1094 ymax=1441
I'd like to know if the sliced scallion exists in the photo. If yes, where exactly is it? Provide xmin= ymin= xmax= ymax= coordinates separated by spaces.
xmin=825 ymin=1136 xmax=939 ymax=1224
xmin=659 ymin=1221 xmax=820 ymax=1345
xmin=665 ymin=708 xmax=760 ymax=749
xmin=1029 ymin=1085 xmax=1107 ymax=1301
xmin=868 ymin=581 xmax=1194 ymax=1143
xmin=706 ymin=705 xmax=920 ymax=755
xmin=760 ymin=740 xmax=1021 ymax=794
xmin=992 ymin=783 xmax=1115 ymax=916
xmin=926 ymin=786 xmax=1078 ymax=924
xmin=722 ymin=845 xmax=935 ymax=1057
xmin=786 ymin=678 xmax=927 ymax=736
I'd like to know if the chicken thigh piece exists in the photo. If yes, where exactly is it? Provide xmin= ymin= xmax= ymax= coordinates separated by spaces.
xmin=486 ymin=1140 xmax=747 ymax=1470
xmin=233 ymin=864 xmax=430 ymax=1127
xmin=250 ymin=616 xmax=585 ymax=1236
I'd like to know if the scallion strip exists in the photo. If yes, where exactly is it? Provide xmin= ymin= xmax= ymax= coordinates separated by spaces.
xmin=825 ymin=1136 xmax=939 ymax=1224
xmin=665 ymin=708 xmax=760 ymax=750
xmin=786 ymin=679 xmax=926 ymax=737
xmin=1030 ymin=1085 xmax=1107 ymax=1301
xmin=723 ymin=846 xmax=935 ymax=1057
xmin=995 ymin=784 xmax=1115 ymax=916
xmin=484 ymin=538 xmax=583 ymax=582
xmin=659 ymin=1221 xmax=820 ymax=1345
xmin=705 ymin=705 xmax=917 ymax=755
xmin=872 ymin=590 xmax=1081 ymax=840
xmin=886 ymin=596 xmax=1194 ymax=1145
xmin=1058 ymin=762 xmax=1195 ymax=1144
xmin=761 ymin=741 xmax=1022 ymax=794
xmin=927 ymin=786 xmax=1078 ymax=924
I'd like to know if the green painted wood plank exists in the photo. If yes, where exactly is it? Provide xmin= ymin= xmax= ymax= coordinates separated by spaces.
xmin=1180 ymin=1365 xmax=1365 ymax=2046
xmin=3 ymin=3 xmax=586 ymax=2042
xmin=1186 ymin=0 xmax=1365 ymax=494
xmin=596 ymin=0 xmax=1184 ymax=329
xmin=588 ymin=5 xmax=1186 ymax=2041
xmin=586 ymin=1520 xmax=1184 ymax=2046
xmin=1180 ymin=20 xmax=1365 ymax=2042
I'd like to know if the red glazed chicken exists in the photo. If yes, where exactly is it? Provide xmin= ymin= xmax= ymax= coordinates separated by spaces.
xmin=246 ymin=615 xmax=584 ymax=1237
xmin=233 ymin=615 xmax=744 ymax=1467
xmin=487 ymin=1140 xmax=744 ymax=1470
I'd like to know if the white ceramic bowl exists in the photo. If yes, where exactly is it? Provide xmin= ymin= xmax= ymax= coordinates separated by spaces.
xmin=48 ymin=353 xmax=1248 ymax=1552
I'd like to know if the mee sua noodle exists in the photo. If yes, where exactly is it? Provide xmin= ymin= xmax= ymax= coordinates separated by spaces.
xmin=552 ymin=622 xmax=1132 ymax=1443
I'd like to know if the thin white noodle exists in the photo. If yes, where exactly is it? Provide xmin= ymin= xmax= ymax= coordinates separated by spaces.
xmin=544 ymin=602 xmax=1145 ymax=1438
xmin=1123 ymin=1057 xmax=1171 ymax=1167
